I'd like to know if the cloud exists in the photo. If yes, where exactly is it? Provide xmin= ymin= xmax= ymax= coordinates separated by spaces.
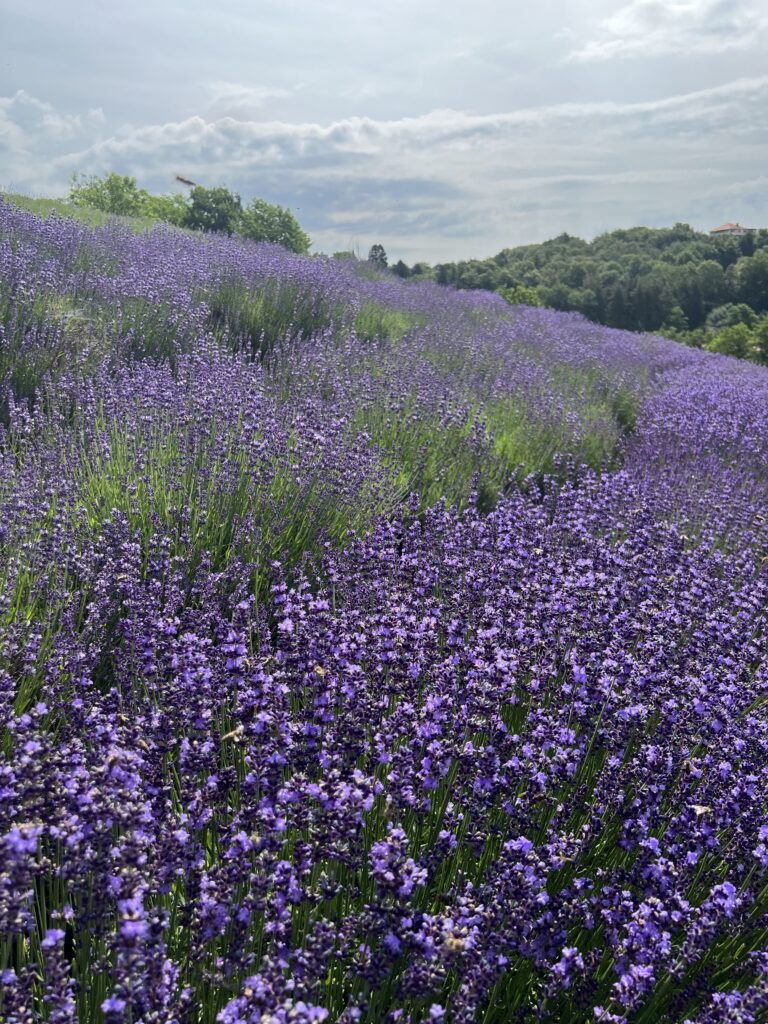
xmin=2 ymin=76 xmax=767 ymax=259
xmin=46 ymin=75 xmax=768 ymax=188
xmin=51 ymin=74 xmax=768 ymax=157
xmin=0 ymin=90 xmax=109 ymax=192
xmin=715 ymin=175 xmax=768 ymax=195
xmin=206 ymin=82 xmax=293 ymax=118
xmin=569 ymin=0 xmax=768 ymax=61
xmin=1 ymin=89 xmax=84 ymax=139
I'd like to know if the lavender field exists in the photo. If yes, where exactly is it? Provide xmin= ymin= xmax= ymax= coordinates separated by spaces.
xmin=1 ymin=196 xmax=768 ymax=1024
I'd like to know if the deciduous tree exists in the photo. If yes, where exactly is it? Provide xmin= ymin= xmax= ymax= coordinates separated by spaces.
xmin=68 ymin=172 xmax=149 ymax=216
xmin=368 ymin=244 xmax=388 ymax=268
xmin=183 ymin=186 xmax=242 ymax=236
xmin=240 ymin=199 xmax=310 ymax=253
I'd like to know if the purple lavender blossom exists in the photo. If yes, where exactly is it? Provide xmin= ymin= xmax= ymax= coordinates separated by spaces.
xmin=1 ymin=197 xmax=768 ymax=1022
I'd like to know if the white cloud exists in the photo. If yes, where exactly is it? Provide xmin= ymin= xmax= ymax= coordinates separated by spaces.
xmin=2 ymin=76 xmax=767 ymax=259
xmin=715 ymin=175 xmax=768 ymax=195
xmin=569 ymin=0 xmax=768 ymax=61
xmin=0 ymin=90 xmax=83 ymax=139
xmin=48 ymin=74 xmax=768 ymax=163
xmin=206 ymin=82 xmax=293 ymax=118
xmin=0 ymin=91 xmax=107 ymax=192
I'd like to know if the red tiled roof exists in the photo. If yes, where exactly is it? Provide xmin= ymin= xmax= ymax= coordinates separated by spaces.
xmin=710 ymin=222 xmax=742 ymax=232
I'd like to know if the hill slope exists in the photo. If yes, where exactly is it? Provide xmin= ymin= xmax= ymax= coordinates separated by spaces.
xmin=1 ymin=199 xmax=768 ymax=1024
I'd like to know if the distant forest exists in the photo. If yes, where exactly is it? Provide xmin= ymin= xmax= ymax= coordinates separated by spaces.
xmin=391 ymin=224 xmax=768 ymax=363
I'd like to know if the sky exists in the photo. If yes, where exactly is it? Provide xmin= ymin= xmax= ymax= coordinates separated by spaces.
xmin=1 ymin=0 xmax=767 ymax=262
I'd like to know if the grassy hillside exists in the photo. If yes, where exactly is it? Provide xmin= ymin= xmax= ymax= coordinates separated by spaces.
xmin=1 ymin=198 xmax=768 ymax=1024
xmin=2 ymin=191 xmax=160 ymax=231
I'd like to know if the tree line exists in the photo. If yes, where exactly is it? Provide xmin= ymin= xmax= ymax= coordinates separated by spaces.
xmin=388 ymin=224 xmax=768 ymax=364
xmin=68 ymin=172 xmax=311 ymax=253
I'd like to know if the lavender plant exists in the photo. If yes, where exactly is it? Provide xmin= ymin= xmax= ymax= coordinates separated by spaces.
xmin=1 ymin=197 xmax=767 ymax=1023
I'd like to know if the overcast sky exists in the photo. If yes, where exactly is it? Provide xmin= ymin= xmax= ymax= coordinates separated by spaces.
xmin=2 ymin=0 xmax=767 ymax=261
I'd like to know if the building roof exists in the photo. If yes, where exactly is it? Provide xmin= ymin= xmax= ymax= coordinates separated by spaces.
xmin=710 ymin=222 xmax=747 ymax=233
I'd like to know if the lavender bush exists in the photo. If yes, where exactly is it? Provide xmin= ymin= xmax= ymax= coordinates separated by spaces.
xmin=1 ymin=196 xmax=767 ymax=1023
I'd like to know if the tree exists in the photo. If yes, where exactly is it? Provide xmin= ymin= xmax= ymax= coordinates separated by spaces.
xmin=731 ymin=250 xmax=768 ymax=313
xmin=497 ymin=284 xmax=541 ymax=307
xmin=368 ymin=244 xmax=388 ymax=268
xmin=751 ymin=317 xmax=768 ymax=364
xmin=391 ymin=259 xmax=411 ymax=278
xmin=705 ymin=303 xmax=757 ymax=334
xmin=68 ymin=172 xmax=149 ymax=216
xmin=141 ymin=192 xmax=189 ymax=226
xmin=605 ymin=282 xmax=632 ymax=329
xmin=661 ymin=305 xmax=689 ymax=332
xmin=631 ymin=272 xmax=676 ymax=331
xmin=696 ymin=260 xmax=729 ymax=319
xmin=183 ymin=186 xmax=242 ymax=235
xmin=240 ymin=198 xmax=310 ymax=253
xmin=705 ymin=323 xmax=753 ymax=359
xmin=539 ymin=282 xmax=580 ymax=312
xmin=667 ymin=264 xmax=704 ymax=326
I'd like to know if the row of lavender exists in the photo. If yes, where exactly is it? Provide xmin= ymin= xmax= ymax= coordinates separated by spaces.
xmin=1 ymin=198 xmax=767 ymax=1022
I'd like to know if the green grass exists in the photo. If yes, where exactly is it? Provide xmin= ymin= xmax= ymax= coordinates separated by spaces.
xmin=549 ymin=363 xmax=644 ymax=433
xmin=354 ymin=301 xmax=422 ymax=343
xmin=75 ymin=412 xmax=390 ymax=589
xmin=354 ymin=384 xmax=630 ymax=516
xmin=2 ymin=191 xmax=159 ymax=232
xmin=352 ymin=400 xmax=490 ymax=510
xmin=484 ymin=397 xmax=575 ymax=479
xmin=0 ymin=288 xmax=104 ymax=425
xmin=204 ymin=281 xmax=422 ymax=361
xmin=205 ymin=276 xmax=346 ymax=359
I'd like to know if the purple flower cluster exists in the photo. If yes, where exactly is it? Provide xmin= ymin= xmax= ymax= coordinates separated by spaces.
xmin=1 ymin=199 xmax=768 ymax=1022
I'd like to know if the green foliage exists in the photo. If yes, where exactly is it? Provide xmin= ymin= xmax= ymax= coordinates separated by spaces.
xmin=703 ymin=314 xmax=768 ymax=363
xmin=352 ymin=356 xmax=637 ymax=516
xmin=72 ymin=412 xmax=393 ymax=606
xmin=751 ymin=317 xmax=768 ymax=363
xmin=660 ymin=305 xmax=689 ymax=332
xmin=410 ymin=262 xmax=432 ymax=278
xmin=69 ymin=172 xmax=149 ymax=216
xmin=182 ymin=185 xmax=242 ymax=235
xmin=64 ymin=175 xmax=186 ymax=227
xmin=368 ymin=243 xmax=388 ymax=268
xmin=351 ymin=400 xmax=489 ymax=511
xmin=705 ymin=322 xmax=754 ymax=358
xmin=64 ymin=173 xmax=312 ymax=252
xmin=484 ymin=397 xmax=572 ymax=481
xmin=497 ymin=283 xmax=542 ymax=307
xmin=354 ymin=302 xmax=420 ymax=342
xmin=204 ymin=276 xmax=343 ymax=359
xmin=240 ymin=198 xmax=311 ymax=253
xmin=730 ymin=248 xmax=768 ymax=311
xmin=141 ymin=191 xmax=189 ymax=226
xmin=705 ymin=302 xmax=757 ymax=332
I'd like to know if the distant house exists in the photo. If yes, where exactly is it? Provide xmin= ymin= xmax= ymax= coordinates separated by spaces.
xmin=709 ymin=222 xmax=755 ymax=236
